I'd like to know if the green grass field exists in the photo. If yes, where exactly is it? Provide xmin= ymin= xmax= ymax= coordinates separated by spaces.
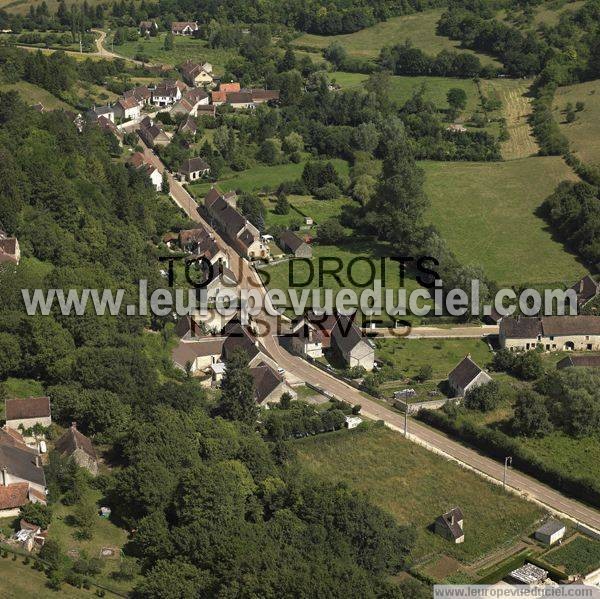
xmin=553 ymin=79 xmax=600 ymax=166
xmin=376 ymin=338 xmax=493 ymax=382
xmin=295 ymin=427 xmax=544 ymax=564
xmin=422 ymin=157 xmax=584 ymax=285
xmin=330 ymin=71 xmax=481 ymax=113
xmin=0 ymin=557 xmax=102 ymax=598
xmin=189 ymin=157 xmax=350 ymax=197
xmin=0 ymin=81 xmax=71 ymax=110
xmin=293 ymin=9 xmax=499 ymax=66
xmin=544 ymin=534 xmax=600 ymax=575
xmin=263 ymin=195 xmax=351 ymax=229
xmin=109 ymin=32 xmax=236 ymax=72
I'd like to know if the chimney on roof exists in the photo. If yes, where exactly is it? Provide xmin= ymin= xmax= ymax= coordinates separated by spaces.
xmin=71 ymin=422 xmax=77 ymax=430
xmin=1 ymin=467 xmax=7 ymax=486
xmin=35 ymin=455 xmax=40 ymax=468
xmin=450 ymin=512 xmax=455 ymax=525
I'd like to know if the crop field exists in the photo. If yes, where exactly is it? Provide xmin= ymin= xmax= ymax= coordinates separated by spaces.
xmin=108 ymin=33 xmax=236 ymax=72
xmin=544 ymin=535 xmax=600 ymax=575
xmin=480 ymin=79 xmax=538 ymax=159
xmin=422 ymin=157 xmax=584 ymax=285
xmin=293 ymin=9 xmax=499 ymax=66
xmin=295 ymin=427 xmax=544 ymax=563
xmin=553 ymin=79 xmax=600 ymax=166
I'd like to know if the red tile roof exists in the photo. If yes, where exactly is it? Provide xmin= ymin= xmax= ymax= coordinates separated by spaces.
xmin=0 ymin=482 xmax=29 ymax=510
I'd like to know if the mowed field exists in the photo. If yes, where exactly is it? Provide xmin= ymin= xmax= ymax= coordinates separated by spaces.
xmin=481 ymin=79 xmax=538 ymax=159
xmin=553 ymin=79 xmax=600 ymax=166
xmin=295 ymin=427 xmax=544 ymax=563
xmin=422 ymin=157 xmax=584 ymax=285
xmin=293 ymin=9 xmax=499 ymax=66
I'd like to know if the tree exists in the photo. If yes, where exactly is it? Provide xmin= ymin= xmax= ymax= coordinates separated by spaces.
xmin=514 ymin=350 xmax=544 ymax=381
xmin=279 ymin=46 xmax=296 ymax=72
xmin=257 ymin=138 xmax=282 ymax=165
xmin=73 ymin=490 xmax=97 ymax=539
xmin=219 ymin=348 xmax=258 ymax=423
xmin=0 ymin=332 xmax=20 ymax=379
xmin=415 ymin=364 xmax=433 ymax=382
xmin=274 ymin=194 xmax=290 ymax=215
xmin=282 ymin=132 xmax=304 ymax=154
xmin=317 ymin=218 xmax=346 ymax=244
xmin=464 ymin=381 xmax=501 ymax=412
xmin=512 ymin=390 xmax=552 ymax=437
xmin=447 ymin=88 xmax=467 ymax=118
xmin=20 ymin=502 xmax=52 ymax=529
xmin=163 ymin=32 xmax=174 ymax=51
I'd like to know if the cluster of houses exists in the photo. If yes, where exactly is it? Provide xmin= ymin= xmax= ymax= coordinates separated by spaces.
xmin=0 ymin=397 xmax=98 ymax=528
xmin=288 ymin=312 xmax=375 ymax=371
xmin=204 ymin=187 xmax=270 ymax=260
xmin=172 ymin=319 xmax=297 ymax=406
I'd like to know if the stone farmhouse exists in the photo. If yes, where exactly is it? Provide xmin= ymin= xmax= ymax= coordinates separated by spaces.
xmin=54 ymin=423 xmax=99 ymax=476
xmin=279 ymin=230 xmax=312 ymax=258
xmin=250 ymin=362 xmax=296 ymax=406
xmin=171 ymin=337 xmax=225 ymax=375
xmin=171 ymin=21 xmax=198 ymax=35
xmin=123 ymin=85 xmax=151 ymax=106
xmin=499 ymin=316 xmax=600 ymax=351
xmin=113 ymin=96 xmax=141 ymax=121
xmin=289 ymin=318 xmax=324 ymax=359
xmin=127 ymin=152 xmax=163 ymax=191
xmin=138 ymin=117 xmax=171 ymax=148
xmin=180 ymin=59 xmax=213 ymax=87
xmin=151 ymin=80 xmax=185 ymax=106
xmin=177 ymin=157 xmax=210 ymax=182
xmin=447 ymin=355 xmax=492 ymax=397
xmin=330 ymin=314 xmax=375 ymax=371
xmin=0 ymin=427 xmax=46 ymax=518
xmin=204 ymin=188 xmax=270 ymax=260
xmin=5 ymin=397 xmax=51 ymax=431
xmin=557 ymin=354 xmax=600 ymax=369
xmin=570 ymin=275 xmax=599 ymax=311
xmin=0 ymin=230 xmax=20 ymax=265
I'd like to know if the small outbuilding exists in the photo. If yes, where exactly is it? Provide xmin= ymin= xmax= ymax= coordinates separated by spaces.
xmin=534 ymin=519 xmax=566 ymax=545
xmin=434 ymin=507 xmax=464 ymax=544
xmin=279 ymin=230 xmax=312 ymax=258
xmin=447 ymin=355 xmax=492 ymax=397
xmin=344 ymin=416 xmax=362 ymax=430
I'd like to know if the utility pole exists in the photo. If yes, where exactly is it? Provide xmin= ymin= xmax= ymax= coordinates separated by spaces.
xmin=404 ymin=407 xmax=408 ymax=438
xmin=503 ymin=456 xmax=512 ymax=489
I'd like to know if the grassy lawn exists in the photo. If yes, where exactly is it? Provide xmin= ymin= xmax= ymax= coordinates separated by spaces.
xmin=531 ymin=0 xmax=586 ymax=27
xmin=189 ymin=157 xmax=350 ymax=197
xmin=263 ymin=195 xmax=351 ymax=230
xmin=330 ymin=72 xmax=480 ymax=113
xmin=543 ymin=534 xmax=600 ymax=575
xmin=0 ymin=557 xmax=101 ymax=598
xmin=422 ymin=157 xmax=584 ymax=286
xmin=295 ymin=427 xmax=544 ymax=564
xmin=49 ymin=489 xmax=137 ymax=593
xmin=0 ymin=81 xmax=71 ymax=110
xmin=109 ymin=32 xmax=237 ymax=72
xmin=293 ymin=9 xmax=499 ymax=66
xmin=376 ymin=337 xmax=493 ymax=381
xmin=553 ymin=79 xmax=600 ymax=166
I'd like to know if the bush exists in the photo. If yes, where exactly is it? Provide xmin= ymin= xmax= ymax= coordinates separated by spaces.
xmin=314 ymin=183 xmax=340 ymax=200
xmin=464 ymin=380 xmax=501 ymax=412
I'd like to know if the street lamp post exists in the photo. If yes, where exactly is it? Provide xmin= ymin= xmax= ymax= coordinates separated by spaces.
xmin=503 ymin=456 xmax=512 ymax=489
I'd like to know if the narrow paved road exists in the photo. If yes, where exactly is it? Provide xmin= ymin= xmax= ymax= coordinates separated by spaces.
xmin=145 ymin=144 xmax=600 ymax=532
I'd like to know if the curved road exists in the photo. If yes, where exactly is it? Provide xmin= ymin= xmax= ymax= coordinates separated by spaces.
xmin=141 ymin=141 xmax=600 ymax=532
